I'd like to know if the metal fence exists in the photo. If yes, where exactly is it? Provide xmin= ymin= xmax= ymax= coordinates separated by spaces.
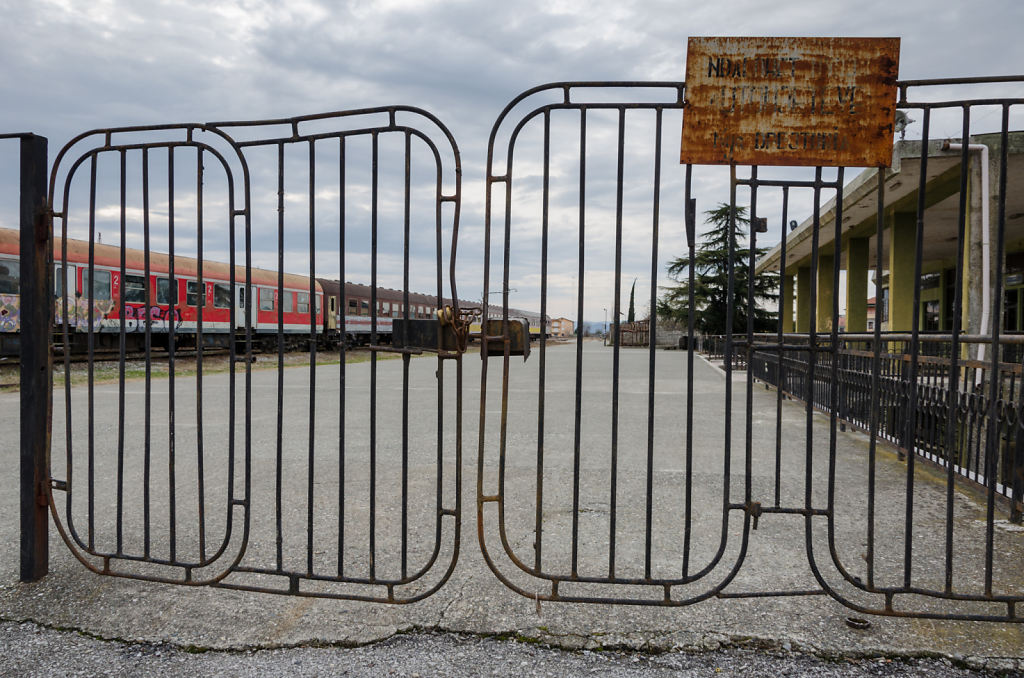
xmin=21 ymin=110 xmax=465 ymax=602
xmin=12 ymin=73 xmax=1024 ymax=624
xmin=742 ymin=333 xmax=1024 ymax=521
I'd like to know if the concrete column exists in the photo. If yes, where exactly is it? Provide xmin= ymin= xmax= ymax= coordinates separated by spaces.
xmin=939 ymin=269 xmax=948 ymax=331
xmin=964 ymin=153 xmax=985 ymax=349
xmin=796 ymin=266 xmax=811 ymax=333
xmin=888 ymin=212 xmax=916 ymax=331
xmin=816 ymin=254 xmax=835 ymax=332
xmin=781 ymin=271 xmax=794 ymax=333
xmin=844 ymin=237 xmax=869 ymax=333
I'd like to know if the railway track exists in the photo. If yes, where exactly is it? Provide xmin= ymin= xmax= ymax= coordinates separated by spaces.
xmin=1 ymin=346 xmax=234 ymax=367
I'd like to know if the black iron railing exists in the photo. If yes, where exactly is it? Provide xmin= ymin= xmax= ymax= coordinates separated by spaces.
xmin=722 ymin=332 xmax=1024 ymax=519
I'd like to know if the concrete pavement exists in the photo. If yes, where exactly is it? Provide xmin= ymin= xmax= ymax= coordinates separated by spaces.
xmin=1 ymin=342 xmax=1022 ymax=670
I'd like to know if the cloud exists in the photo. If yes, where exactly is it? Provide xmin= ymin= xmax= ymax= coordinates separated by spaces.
xmin=2 ymin=0 xmax=1023 ymax=319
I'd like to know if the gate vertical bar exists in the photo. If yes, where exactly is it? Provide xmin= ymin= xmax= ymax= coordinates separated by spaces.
xmin=307 ymin=138 xmax=318 ymax=578
xmin=682 ymin=166 xmax=695 ymax=579
xmin=643 ymin=109 xmax=662 ymax=579
xmin=746 ymin=167 xmax=758 ymax=516
xmin=535 ymin=109 xmax=550 ymax=572
xmin=570 ymin=109 xmax=586 ymax=578
xmin=19 ymin=133 xmax=50 ymax=582
xmin=337 ymin=138 xmax=347 ymax=573
xmin=866 ymin=171 xmax=886 ymax=589
xmin=608 ymin=109 xmax=625 ymax=579
xmin=774 ymin=186 xmax=789 ymax=508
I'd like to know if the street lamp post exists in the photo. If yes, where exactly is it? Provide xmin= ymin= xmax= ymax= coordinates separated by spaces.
xmin=482 ymin=287 xmax=517 ymax=318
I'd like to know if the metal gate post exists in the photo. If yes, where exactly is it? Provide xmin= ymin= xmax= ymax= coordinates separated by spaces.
xmin=19 ymin=133 xmax=50 ymax=582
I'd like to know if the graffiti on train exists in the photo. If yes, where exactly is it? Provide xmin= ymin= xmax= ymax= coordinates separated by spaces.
xmin=121 ymin=304 xmax=184 ymax=332
xmin=51 ymin=297 xmax=179 ymax=332
xmin=0 ymin=294 xmax=19 ymax=332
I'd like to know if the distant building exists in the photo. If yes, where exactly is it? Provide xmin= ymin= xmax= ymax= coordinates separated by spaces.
xmin=550 ymin=317 xmax=574 ymax=337
xmin=618 ymin=319 xmax=650 ymax=347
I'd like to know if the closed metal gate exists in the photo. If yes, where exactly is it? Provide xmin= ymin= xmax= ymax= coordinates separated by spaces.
xmin=477 ymin=78 xmax=1024 ymax=622
xmin=37 ymin=109 xmax=464 ymax=602
xmin=14 ymin=74 xmax=1024 ymax=623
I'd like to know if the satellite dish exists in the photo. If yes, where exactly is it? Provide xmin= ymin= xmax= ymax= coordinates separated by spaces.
xmin=789 ymin=220 xmax=798 ymax=232
xmin=894 ymin=110 xmax=914 ymax=140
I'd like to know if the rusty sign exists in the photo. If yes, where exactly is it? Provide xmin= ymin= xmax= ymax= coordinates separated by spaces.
xmin=680 ymin=37 xmax=900 ymax=167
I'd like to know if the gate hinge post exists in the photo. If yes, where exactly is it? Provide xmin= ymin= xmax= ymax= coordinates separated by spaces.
xmin=36 ymin=480 xmax=49 ymax=507
xmin=20 ymin=133 xmax=50 ymax=583
xmin=745 ymin=501 xmax=763 ymax=530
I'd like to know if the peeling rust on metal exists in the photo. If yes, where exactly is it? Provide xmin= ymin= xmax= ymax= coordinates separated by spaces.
xmin=680 ymin=37 xmax=900 ymax=167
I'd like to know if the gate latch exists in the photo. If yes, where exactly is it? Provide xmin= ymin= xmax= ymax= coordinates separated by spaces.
xmin=441 ymin=305 xmax=476 ymax=354
xmin=479 ymin=318 xmax=531 ymax=361
xmin=745 ymin=501 xmax=763 ymax=530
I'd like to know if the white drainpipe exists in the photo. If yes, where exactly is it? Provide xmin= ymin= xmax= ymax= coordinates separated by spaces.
xmin=943 ymin=141 xmax=990 ymax=373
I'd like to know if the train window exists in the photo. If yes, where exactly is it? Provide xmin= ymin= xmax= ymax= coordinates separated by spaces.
xmin=348 ymin=298 xmax=357 ymax=314
xmin=186 ymin=281 xmax=202 ymax=306
xmin=259 ymin=288 xmax=275 ymax=311
xmin=83 ymin=269 xmax=111 ymax=301
xmin=361 ymin=300 xmax=369 ymax=316
xmin=297 ymin=292 xmax=309 ymax=314
xmin=156 ymin=278 xmax=177 ymax=305
xmin=0 ymin=259 xmax=19 ymax=294
xmin=315 ymin=295 xmax=321 ymax=312
xmin=124 ymin=274 xmax=147 ymax=303
xmin=213 ymin=283 xmax=232 ymax=309
xmin=283 ymin=291 xmax=294 ymax=313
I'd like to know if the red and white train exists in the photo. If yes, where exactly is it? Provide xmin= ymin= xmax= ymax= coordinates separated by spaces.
xmin=0 ymin=226 xmax=325 ymax=355
xmin=0 ymin=227 xmax=548 ymax=357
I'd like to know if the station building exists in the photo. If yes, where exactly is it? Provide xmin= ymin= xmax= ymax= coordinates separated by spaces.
xmin=757 ymin=132 xmax=1024 ymax=340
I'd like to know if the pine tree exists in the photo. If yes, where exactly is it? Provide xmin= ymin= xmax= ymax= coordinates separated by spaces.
xmin=656 ymin=203 xmax=778 ymax=335
xmin=627 ymin=278 xmax=636 ymax=323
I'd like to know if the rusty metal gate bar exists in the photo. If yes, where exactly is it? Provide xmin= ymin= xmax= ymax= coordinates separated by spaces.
xmin=47 ymin=124 xmax=251 ymax=587
xmin=41 ymin=107 xmax=463 ymax=602
xmin=478 ymin=77 xmax=1024 ymax=621
xmin=205 ymin=109 xmax=464 ymax=602
xmin=477 ymin=82 xmax=772 ymax=606
xmin=11 ymin=74 xmax=1024 ymax=623
xmin=742 ymin=75 xmax=1024 ymax=621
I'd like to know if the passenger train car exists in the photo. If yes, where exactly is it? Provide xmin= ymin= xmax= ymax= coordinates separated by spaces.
xmin=320 ymin=278 xmax=549 ymax=346
xmin=0 ymin=227 xmax=549 ymax=356
xmin=318 ymin=279 xmax=446 ymax=347
xmin=0 ymin=227 xmax=324 ymax=355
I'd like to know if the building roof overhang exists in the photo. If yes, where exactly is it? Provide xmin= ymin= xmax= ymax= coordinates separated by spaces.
xmin=754 ymin=131 xmax=1024 ymax=276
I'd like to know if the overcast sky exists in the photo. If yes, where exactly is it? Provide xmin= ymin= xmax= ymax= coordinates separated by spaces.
xmin=1 ymin=0 xmax=1022 ymax=321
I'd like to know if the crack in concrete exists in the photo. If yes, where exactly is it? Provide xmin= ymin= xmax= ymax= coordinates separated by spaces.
xmin=3 ymin=614 xmax=1021 ymax=673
